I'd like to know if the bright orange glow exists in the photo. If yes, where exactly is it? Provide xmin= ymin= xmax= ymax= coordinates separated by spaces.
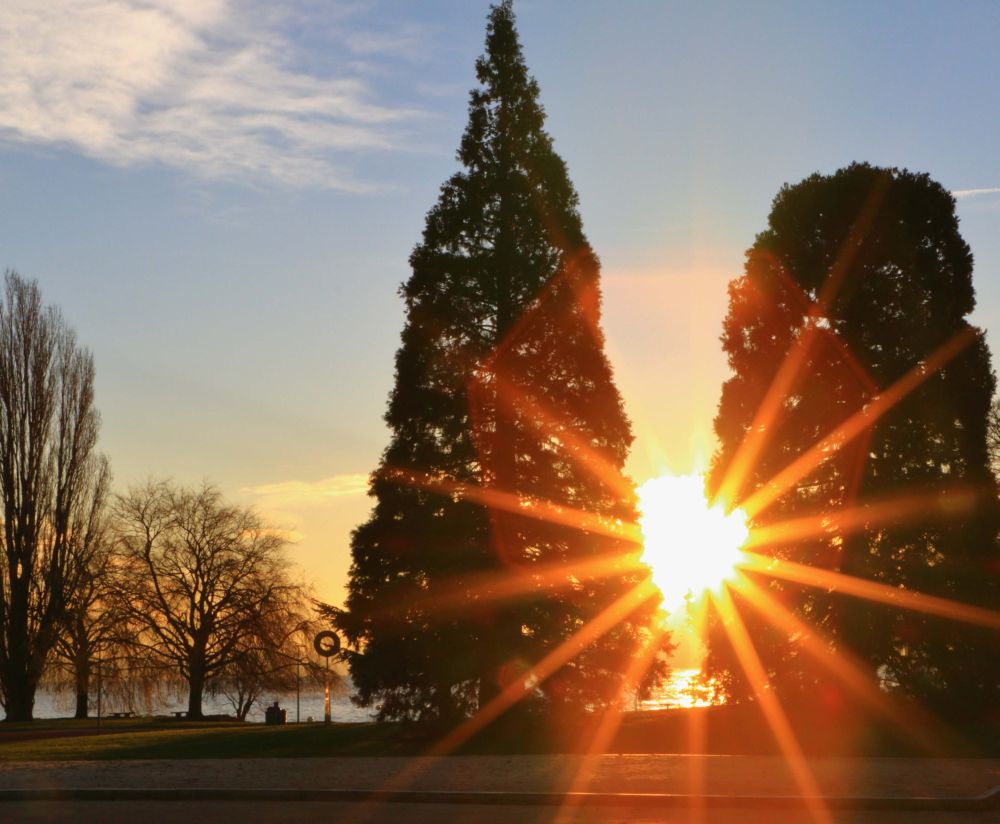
xmin=638 ymin=474 xmax=749 ymax=610
xmin=336 ymin=146 xmax=995 ymax=824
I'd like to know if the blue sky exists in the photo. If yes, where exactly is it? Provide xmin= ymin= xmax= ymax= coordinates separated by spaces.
xmin=1 ymin=1 xmax=998 ymax=603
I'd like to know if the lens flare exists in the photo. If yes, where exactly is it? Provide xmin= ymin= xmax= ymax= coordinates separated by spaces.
xmin=637 ymin=474 xmax=749 ymax=610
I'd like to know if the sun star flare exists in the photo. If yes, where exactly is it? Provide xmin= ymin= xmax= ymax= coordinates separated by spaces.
xmin=637 ymin=474 xmax=750 ymax=610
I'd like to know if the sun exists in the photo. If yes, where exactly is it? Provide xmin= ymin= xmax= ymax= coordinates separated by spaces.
xmin=637 ymin=474 xmax=750 ymax=610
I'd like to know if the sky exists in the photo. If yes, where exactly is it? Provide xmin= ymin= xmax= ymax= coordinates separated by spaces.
xmin=1 ymin=0 xmax=998 ymax=607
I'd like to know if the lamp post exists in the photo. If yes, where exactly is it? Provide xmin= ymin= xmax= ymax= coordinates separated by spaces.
xmin=295 ymin=646 xmax=303 ymax=724
xmin=95 ymin=651 xmax=102 ymax=734
xmin=324 ymin=657 xmax=331 ymax=725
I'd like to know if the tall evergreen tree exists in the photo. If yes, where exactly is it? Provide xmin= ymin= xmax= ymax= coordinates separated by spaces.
xmin=706 ymin=164 xmax=1000 ymax=721
xmin=338 ymin=2 xmax=666 ymax=722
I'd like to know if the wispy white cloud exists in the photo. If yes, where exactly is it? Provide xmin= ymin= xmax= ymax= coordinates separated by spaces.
xmin=244 ymin=473 xmax=369 ymax=507
xmin=952 ymin=187 xmax=1000 ymax=200
xmin=0 ymin=1 xmax=425 ymax=189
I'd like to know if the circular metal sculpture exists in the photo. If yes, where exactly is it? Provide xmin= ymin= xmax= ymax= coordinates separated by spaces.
xmin=313 ymin=630 xmax=341 ymax=658
xmin=313 ymin=630 xmax=341 ymax=725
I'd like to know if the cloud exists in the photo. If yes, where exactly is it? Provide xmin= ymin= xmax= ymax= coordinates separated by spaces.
xmin=0 ymin=1 xmax=424 ymax=189
xmin=264 ymin=524 xmax=307 ymax=545
xmin=244 ymin=473 xmax=369 ymax=507
xmin=951 ymin=187 xmax=1000 ymax=200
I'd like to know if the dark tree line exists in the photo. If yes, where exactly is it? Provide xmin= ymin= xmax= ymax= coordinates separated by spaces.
xmin=706 ymin=164 xmax=1000 ymax=722
xmin=42 ymin=480 xmax=320 ymax=722
xmin=0 ymin=272 xmax=317 ymax=722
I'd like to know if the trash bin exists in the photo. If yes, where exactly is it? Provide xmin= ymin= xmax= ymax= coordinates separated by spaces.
xmin=264 ymin=701 xmax=286 ymax=725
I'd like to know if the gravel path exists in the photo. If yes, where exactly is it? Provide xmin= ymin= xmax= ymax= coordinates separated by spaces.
xmin=0 ymin=755 xmax=996 ymax=799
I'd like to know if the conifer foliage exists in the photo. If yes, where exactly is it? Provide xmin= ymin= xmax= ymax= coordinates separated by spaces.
xmin=707 ymin=164 xmax=1000 ymax=721
xmin=338 ymin=2 xmax=665 ymax=722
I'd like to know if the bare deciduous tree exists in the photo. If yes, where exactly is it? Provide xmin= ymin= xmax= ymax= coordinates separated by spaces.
xmin=115 ymin=481 xmax=305 ymax=719
xmin=209 ymin=616 xmax=322 ymax=722
xmin=987 ymin=396 xmax=1000 ymax=482
xmin=0 ymin=271 xmax=106 ymax=722
xmin=50 ymin=456 xmax=117 ymax=718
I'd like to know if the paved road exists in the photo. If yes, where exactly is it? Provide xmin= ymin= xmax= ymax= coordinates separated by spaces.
xmin=3 ymin=800 xmax=998 ymax=824
xmin=1 ymin=755 xmax=997 ymax=797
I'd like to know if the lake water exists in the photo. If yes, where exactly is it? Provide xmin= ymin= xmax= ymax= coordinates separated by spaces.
xmin=27 ymin=668 xmax=714 ymax=723
xmin=31 ymin=685 xmax=373 ymax=724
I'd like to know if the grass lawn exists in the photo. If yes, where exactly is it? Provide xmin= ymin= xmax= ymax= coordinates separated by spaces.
xmin=0 ymin=720 xmax=417 ymax=761
xmin=1 ymin=706 xmax=995 ymax=761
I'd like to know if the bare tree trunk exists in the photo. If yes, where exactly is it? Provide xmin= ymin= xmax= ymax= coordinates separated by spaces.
xmin=2 ymin=664 xmax=36 ymax=722
xmin=74 ymin=654 xmax=91 ymax=719
xmin=436 ymin=682 xmax=456 ymax=722
xmin=187 ymin=667 xmax=205 ymax=720
xmin=2 ymin=591 xmax=36 ymax=721
xmin=476 ymin=158 xmax=528 ymax=716
xmin=187 ymin=681 xmax=204 ymax=719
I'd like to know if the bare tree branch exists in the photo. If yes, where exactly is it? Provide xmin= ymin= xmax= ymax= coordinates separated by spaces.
xmin=113 ymin=481 xmax=312 ymax=719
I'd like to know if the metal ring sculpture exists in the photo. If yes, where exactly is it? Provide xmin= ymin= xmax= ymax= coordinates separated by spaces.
xmin=313 ymin=630 xmax=341 ymax=658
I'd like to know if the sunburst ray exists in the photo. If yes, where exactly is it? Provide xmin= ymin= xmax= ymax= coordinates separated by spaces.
xmin=355 ymin=549 xmax=646 ymax=629
xmin=355 ymin=580 xmax=660 ymax=811
xmin=744 ymin=485 xmax=982 ymax=552
xmin=740 ymin=326 xmax=978 ymax=519
xmin=491 ymin=371 xmax=635 ymax=499
xmin=553 ymin=622 xmax=670 ymax=823
xmin=713 ymin=177 xmax=889 ymax=508
xmin=712 ymin=586 xmax=833 ymax=824
xmin=380 ymin=465 xmax=641 ymax=545
xmin=735 ymin=573 xmax=943 ymax=752
xmin=427 ymin=579 xmax=659 ymax=757
xmin=742 ymin=551 xmax=1000 ymax=629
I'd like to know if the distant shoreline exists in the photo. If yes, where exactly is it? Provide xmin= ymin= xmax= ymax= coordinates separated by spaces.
xmin=26 ymin=668 xmax=722 ymax=725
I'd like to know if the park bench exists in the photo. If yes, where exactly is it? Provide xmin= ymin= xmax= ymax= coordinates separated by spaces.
xmin=108 ymin=711 xmax=134 ymax=719
xmin=171 ymin=711 xmax=186 ymax=719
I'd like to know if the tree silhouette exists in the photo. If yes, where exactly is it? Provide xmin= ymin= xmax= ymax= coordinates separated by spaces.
xmin=337 ymin=1 xmax=665 ymax=722
xmin=209 ymin=614 xmax=320 ymax=723
xmin=0 ymin=272 xmax=107 ymax=722
xmin=114 ymin=482 xmax=309 ymax=719
xmin=51 ymin=473 xmax=121 ymax=720
xmin=986 ymin=396 xmax=1000 ymax=481
xmin=707 ymin=163 xmax=1000 ymax=721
